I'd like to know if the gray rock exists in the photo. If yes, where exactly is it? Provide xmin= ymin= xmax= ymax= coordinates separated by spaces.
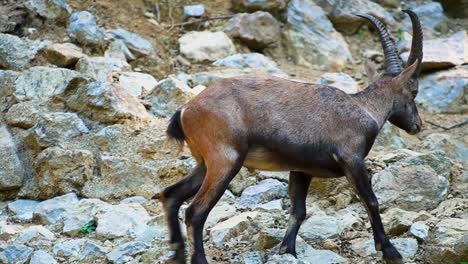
xmin=25 ymin=0 xmax=72 ymax=22
xmin=381 ymin=208 xmax=432 ymax=236
xmin=66 ymin=80 xmax=151 ymax=124
xmin=266 ymin=254 xmax=303 ymax=264
xmin=300 ymin=208 xmax=362 ymax=240
xmin=33 ymin=192 xmax=79 ymax=224
xmin=68 ymin=11 xmax=107 ymax=47
xmin=105 ymin=40 xmax=135 ymax=61
xmin=0 ymin=33 xmax=49 ymax=70
xmin=17 ymin=225 xmax=55 ymax=244
xmin=424 ymin=218 xmax=468 ymax=264
xmin=82 ymin=155 xmax=159 ymax=199
xmin=225 ymin=11 xmax=281 ymax=50
xmin=25 ymin=112 xmax=89 ymax=151
xmin=189 ymin=67 xmax=276 ymax=87
xmin=205 ymin=202 xmax=237 ymax=228
xmin=62 ymin=198 xmax=107 ymax=236
xmin=352 ymin=237 xmax=418 ymax=259
xmin=120 ymin=196 xmax=148 ymax=204
xmin=183 ymin=4 xmax=205 ymax=17
xmin=231 ymin=0 xmax=288 ymax=15
xmin=75 ymin=56 xmax=130 ymax=82
xmin=30 ymin=250 xmax=57 ymax=264
xmin=402 ymin=2 xmax=445 ymax=33
xmin=422 ymin=133 xmax=468 ymax=161
xmin=431 ymin=198 xmax=468 ymax=219
xmin=283 ymin=0 xmax=352 ymax=71
xmin=214 ymin=53 xmax=284 ymax=75
xmin=0 ymin=245 xmax=34 ymax=264
xmin=0 ymin=70 xmax=19 ymax=99
xmin=33 ymin=147 xmax=95 ymax=198
xmin=410 ymin=221 xmax=429 ymax=242
xmin=372 ymin=162 xmax=448 ymax=211
xmin=401 ymin=31 xmax=468 ymax=72
xmin=80 ymin=241 xmax=110 ymax=262
xmin=416 ymin=66 xmax=467 ymax=114
xmin=106 ymin=241 xmax=147 ymax=264
xmin=295 ymin=237 xmax=347 ymax=263
xmin=210 ymin=211 xmax=259 ymax=246
xmin=316 ymin=72 xmax=358 ymax=94
xmin=95 ymin=203 xmax=151 ymax=240
xmin=5 ymin=102 xmax=44 ymax=129
xmin=43 ymin=42 xmax=86 ymax=67
xmin=53 ymin=239 xmax=85 ymax=258
xmin=117 ymin=72 xmax=158 ymax=98
xmin=145 ymin=76 xmax=197 ymax=117
xmin=0 ymin=124 xmax=25 ymax=191
xmin=179 ymin=31 xmax=236 ymax=62
xmin=239 ymin=179 xmax=287 ymax=208
xmin=110 ymin=28 xmax=155 ymax=57
xmin=316 ymin=0 xmax=395 ymax=34
xmin=0 ymin=224 xmax=24 ymax=241
xmin=242 ymin=251 xmax=264 ymax=264
xmin=13 ymin=66 xmax=81 ymax=102
xmin=7 ymin=200 xmax=39 ymax=221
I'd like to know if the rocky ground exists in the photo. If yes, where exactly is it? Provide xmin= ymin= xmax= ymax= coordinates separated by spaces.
xmin=0 ymin=0 xmax=467 ymax=263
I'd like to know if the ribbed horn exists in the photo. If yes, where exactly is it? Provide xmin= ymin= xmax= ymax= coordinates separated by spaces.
xmin=357 ymin=14 xmax=403 ymax=74
xmin=403 ymin=9 xmax=423 ymax=77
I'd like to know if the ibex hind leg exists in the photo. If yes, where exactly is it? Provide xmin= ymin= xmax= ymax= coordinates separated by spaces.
xmin=160 ymin=163 xmax=207 ymax=264
xmin=185 ymin=146 xmax=246 ymax=264
xmin=280 ymin=171 xmax=312 ymax=257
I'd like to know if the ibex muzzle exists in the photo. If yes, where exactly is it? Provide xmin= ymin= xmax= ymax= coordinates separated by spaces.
xmin=160 ymin=10 xmax=423 ymax=264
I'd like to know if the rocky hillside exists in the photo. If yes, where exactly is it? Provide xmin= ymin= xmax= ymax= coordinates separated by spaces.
xmin=0 ymin=0 xmax=467 ymax=263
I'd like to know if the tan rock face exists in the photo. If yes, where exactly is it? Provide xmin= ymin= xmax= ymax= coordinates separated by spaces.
xmin=225 ymin=11 xmax=281 ymax=50
xmin=43 ymin=43 xmax=86 ymax=67
xmin=66 ymin=80 xmax=152 ymax=124
xmin=34 ymin=147 xmax=95 ymax=199
xmin=0 ymin=123 xmax=25 ymax=191
xmin=5 ymin=102 xmax=44 ymax=129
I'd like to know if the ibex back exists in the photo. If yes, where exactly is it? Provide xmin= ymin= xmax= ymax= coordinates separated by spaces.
xmin=160 ymin=10 xmax=423 ymax=264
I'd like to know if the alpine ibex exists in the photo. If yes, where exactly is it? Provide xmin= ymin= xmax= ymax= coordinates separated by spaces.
xmin=160 ymin=10 xmax=423 ymax=264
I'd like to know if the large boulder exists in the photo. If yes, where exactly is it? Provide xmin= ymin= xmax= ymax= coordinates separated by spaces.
xmin=213 ymin=53 xmax=285 ymax=75
xmin=42 ymin=42 xmax=86 ymax=67
xmin=424 ymin=218 xmax=468 ymax=264
xmin=0 ymin=33 xmax=49 ymax=70
xmin=66 ymin=80 xmax=152 ymax=124
xmin=30 ymin=250 xmax=57 ymax=264
xmin=110 ymin=28 xmax=155 ymax=57
xmin=0 ymin=2 xmax=28 ymax=34
xmin=225 ymin=11 xmax=281 ymax=50
xmin=117 ymin=72 xmax=158 ymax=98
xmin=13 ymin=66 xmax=81 ymax=102
xmin=75 ymin=56 xmax=130 ymax=82
xmin=300 ymin=208 xmax=362 ymax=240
xmin=231 ymin=0 xmax=288 ymax=15
xmin=33 ymin=192 xmax=79 ymax=225
xmin=95 ymin=203 xmax=151 ymax=240
xmin=5 ymin=102 xmax=44 ymax=129
xmin=179 ymin=31 xmax=236 ymax=62
xmin=62 ymin=198 xmax=107 ymax=236
xmin=239 ymin=179 xmax=288 ymax=208
xmin=68 ymin=11 xmax=107 ymax=47
xmin=283 ymin=0 xmax=352 ymax=71
xmin=24 ymin=112 xmax=89 ymax=152
xmin=416 ymin=66 xmax=468 ymax=114
xmin=82 ymin=155 xmax=160 ymax=200
xmin=316 ymin=72 xmax=359 ymax=94
xmin=7 ymin=200 xmax=40 ymax=222
xmin=0 ymin=245 xmax=34 ymax=264
xmin=315 ymin=0 xmax=395 ymax=35
xmin=210 ymin=211 xmax=259 ymax=246
xmin=33 ymin=147 xmax=95 ymax=199
xmin=401 ymin=31 xmax=468 ymax=72
xmin=372 ymin=159 xmax=449 ymax=211
xmin=24 ymin=0 xmax=72 ymax=22
xmin=0 ymin=124 xmax=25 ymax=192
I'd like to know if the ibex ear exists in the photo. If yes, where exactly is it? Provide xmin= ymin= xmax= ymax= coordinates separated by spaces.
xmin=364 ymin=60 xmax=380 ymax=83
xmin=391 ymin=60 xmax=418 ymax=91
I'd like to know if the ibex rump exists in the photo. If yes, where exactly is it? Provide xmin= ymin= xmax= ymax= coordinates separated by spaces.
xmin=160 ymin=10 xmax=423 ymax=264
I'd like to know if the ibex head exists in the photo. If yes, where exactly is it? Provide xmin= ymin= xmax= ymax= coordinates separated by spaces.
xmin=359 ymin=10 xmax=423 ymax=135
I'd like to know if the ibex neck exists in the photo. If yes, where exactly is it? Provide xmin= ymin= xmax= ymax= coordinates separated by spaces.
xmin=352 ymin=84 xmax=394 ymax=129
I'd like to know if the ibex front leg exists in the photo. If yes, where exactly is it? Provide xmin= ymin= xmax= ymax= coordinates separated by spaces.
xmin=341 ymin=156 xmax=403 ymax=264
xmin=280 ymin=172 xmax=312 ymax=257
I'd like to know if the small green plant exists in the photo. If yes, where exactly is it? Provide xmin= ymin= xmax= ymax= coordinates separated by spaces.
xmin=356 ymin=28 xmax=365 ymax=39
xmin=397 ymin=28 xmax=404 ymax=42
xmin=459 ymin=261 xmax=468 ymax=264
xmin=79 ymin=220 xmax=96 ymax=234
